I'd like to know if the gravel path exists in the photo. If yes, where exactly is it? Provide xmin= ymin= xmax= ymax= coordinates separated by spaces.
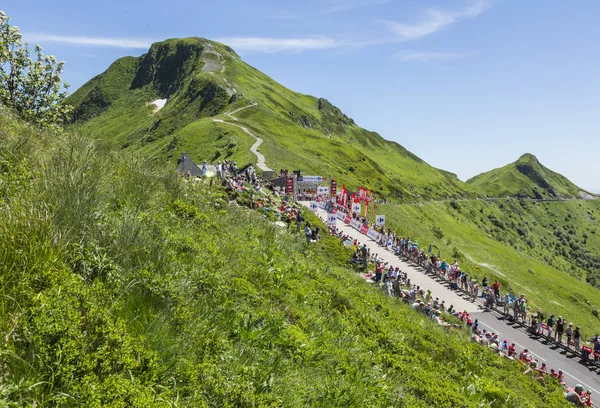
xmin=212 ymin=102 xmax=272 ymax=172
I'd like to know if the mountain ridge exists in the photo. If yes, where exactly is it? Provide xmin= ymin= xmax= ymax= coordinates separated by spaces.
xmin=467 ymin=153 xmax=594 ymax=200
xmin=66 ymin=37 xmax=592 ymax=203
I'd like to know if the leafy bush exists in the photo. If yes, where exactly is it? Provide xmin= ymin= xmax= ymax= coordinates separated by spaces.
xmin=0 ymin=11 xmax=72 ymax=130
xmin=431 ymin=225 xmax=444 ymax=239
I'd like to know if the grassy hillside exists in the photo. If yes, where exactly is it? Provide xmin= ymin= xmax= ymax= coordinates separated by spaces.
xmin=67 ymin=37 xmax=475 ymax=201
xmin=377 ymin=198 xmax=600 ymax=337
xmin=467 ymin=153 xmax=592 ymax=199
xmin=0 ymin=109 xmax=569 ymax=407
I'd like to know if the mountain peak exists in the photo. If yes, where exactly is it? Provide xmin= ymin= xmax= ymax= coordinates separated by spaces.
xmin=517 ymin=153 xmax=540 ymax=165
xmin=468 ymin=153 xmax=585 ymax=199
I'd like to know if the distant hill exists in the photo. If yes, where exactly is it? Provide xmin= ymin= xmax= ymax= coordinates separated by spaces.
xmin=67 ymin=37 xmax=475 ymax=201
xmin=467 ymin=153 xmax=595 ymax=199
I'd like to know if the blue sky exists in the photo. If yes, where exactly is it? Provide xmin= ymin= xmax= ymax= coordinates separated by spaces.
xmin=7 ymin=0 xmax=600 ymax=191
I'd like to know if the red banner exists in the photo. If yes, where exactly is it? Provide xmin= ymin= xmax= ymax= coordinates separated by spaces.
xmin=359 ymin=186 xmax=367 ymax=202
xmin=344 ymin=215 xmax=352 ymax=224
xmin=286 ymin=176 xmax=294 ymax=194
xmin=360 ymin=224 xmax=369 ymax=234
xmin=330 ymin=179 xmax=337 ymax=197
xmin=364 ymin=200 xmax=369 ymax=218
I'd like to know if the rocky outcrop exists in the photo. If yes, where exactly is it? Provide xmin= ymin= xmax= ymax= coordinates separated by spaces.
xmin=229 ymin=93 xmax=244 ymax=104
xmin=132 ymin=41 xmax=204 ymax=96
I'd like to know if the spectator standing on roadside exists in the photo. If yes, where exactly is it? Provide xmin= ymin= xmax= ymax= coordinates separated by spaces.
xmin=556 ymin=317 xmax=565 ymax=343
xmin=492 ymin=280 xmax=500 ymax=298
xmin=574 ymin=326 xmax=581 ymax=351
xmin=360 ymin=244 xmax=368 ymax=271
xmin=546 ymin=314 xmax=554 ymax=338
xmin=503 ymin=293 xmax=511 ymax=315
xmin=567 ymin=323 xmax=574 ymax=348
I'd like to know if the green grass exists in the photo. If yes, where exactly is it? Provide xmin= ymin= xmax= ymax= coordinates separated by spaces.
xmin=0 ymin=109 xmax=569 ymax=407
xmin=377 ymin=198 xmax=600 ymax=338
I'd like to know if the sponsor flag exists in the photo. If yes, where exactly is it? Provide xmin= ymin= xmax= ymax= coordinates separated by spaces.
xmin=359 ymin=186 xmax=367 ymax=202
xmin=364 ymin=200 xmax=369 ymax=218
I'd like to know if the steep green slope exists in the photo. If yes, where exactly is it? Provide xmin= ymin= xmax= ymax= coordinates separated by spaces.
xmin=0 ymin=110 xmax=568 ymax=406
xmin=467 ymin=153 xmax=593 ymax=199
xmin=67 ymin=37 xmax=474 ymax=201
xmin=377 ymin=198 xmax=600 ymax=336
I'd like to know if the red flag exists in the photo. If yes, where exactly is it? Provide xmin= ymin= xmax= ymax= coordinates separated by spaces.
xmin=359 ymin=186 xmax=367 ymax=202
xmin=351 ymin=192 xmax=355 ymax=204
xmin=364 ymin=200 xmax=369 ymax=218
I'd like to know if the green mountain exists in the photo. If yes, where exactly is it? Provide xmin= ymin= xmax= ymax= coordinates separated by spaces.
xmin=67 ymin=37 xmax=474 ymax=201
xmin=467 ymin=153 xmax=594 ymax=199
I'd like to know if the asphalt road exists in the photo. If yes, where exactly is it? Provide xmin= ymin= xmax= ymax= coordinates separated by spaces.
xmin=307 ymin=203 xmax=600 ymax=395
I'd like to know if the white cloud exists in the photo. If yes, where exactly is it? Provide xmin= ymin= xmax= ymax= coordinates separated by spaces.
xmin=394 ymin=50 xmax=477 ymax=62
xmin=24 ymin=33 xmax=155 ymax=49
xmin=23 ymin=33 xmax=357 ymax=54
xmin=322 ymin=0 xmax=392 ymax=14
xmin=386 ymin=0 xmax=491 ymax=41
xmin=214 ymin=36 xmax=344 ymax=53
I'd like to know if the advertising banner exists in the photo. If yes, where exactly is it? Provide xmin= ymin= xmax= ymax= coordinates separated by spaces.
xmin=367 ymin=228 xmax=381 ymax=242
xmin=330 ymin=179 xmax=337 ymax=196
xmin=344 ymin=214 xmax=352 ymax=224
xmin=350 ymin=219 xmax=362 ymax=230
xmin=317 ymin=186 xmax=330 ymax=195
xmin=310 ymin=202 xmax=318 ymax=212
xmin=286 ymin=176 xmax=294 ymax=194
xmin=376 ymin=215 xmax=386 ymax=227
xmin=301 ymin=176 xmax=323 ymax=183
xmin=352 ymin=203 xmax=361 ymax=214
xmin=360 ymin=224 xmax=369 ymax=234
xmin=327 ymin=214 xmax=337 ymax=225
xmin=336 ymin=211 xmax=346 ymax=220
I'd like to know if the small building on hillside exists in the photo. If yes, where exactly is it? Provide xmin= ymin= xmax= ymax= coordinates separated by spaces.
xmin=177 ymin=152 xmax=201 ymax=176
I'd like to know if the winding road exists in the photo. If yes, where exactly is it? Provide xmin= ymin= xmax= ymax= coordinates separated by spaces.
xmin=306 ymin=203 xmax=600 ymax=396
xmin=212 ymin=102 xmax=273 ymax=172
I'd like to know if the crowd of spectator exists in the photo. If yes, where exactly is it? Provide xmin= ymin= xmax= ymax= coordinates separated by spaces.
xmin=185 ymin=164 xmax=596 ymax=406
xmin=329 ymin=221 xmax=595 ymax=406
